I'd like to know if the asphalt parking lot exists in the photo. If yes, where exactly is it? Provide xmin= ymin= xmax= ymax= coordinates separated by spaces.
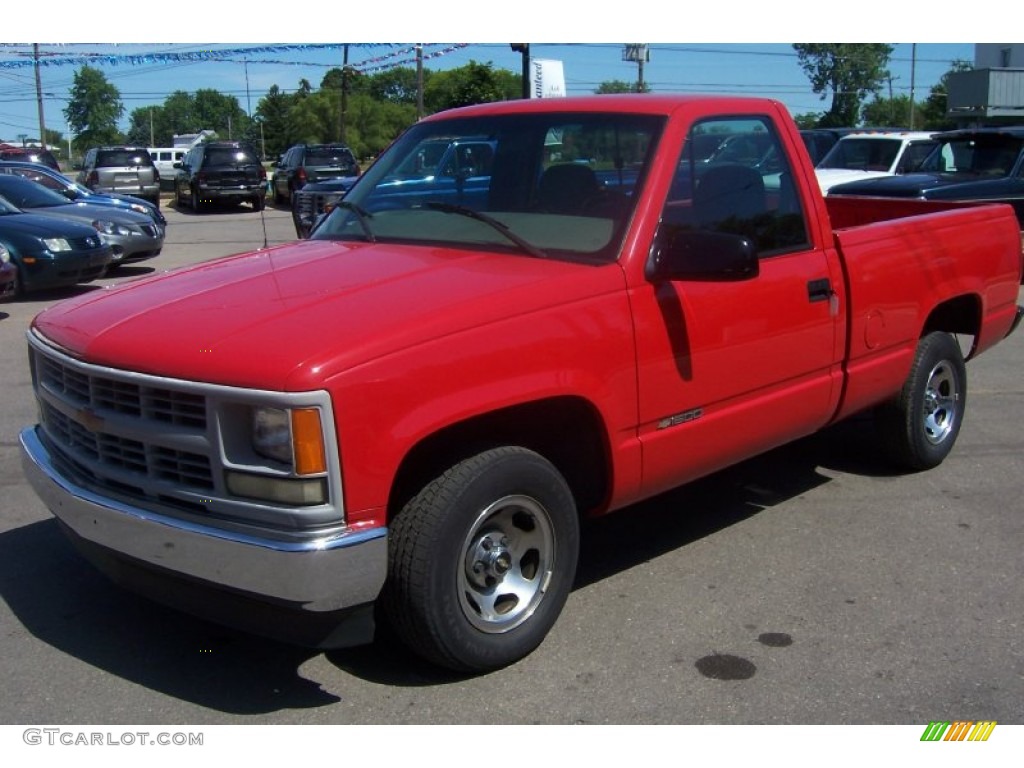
xmin=0 ymin=199 xmax=1022 ymax=725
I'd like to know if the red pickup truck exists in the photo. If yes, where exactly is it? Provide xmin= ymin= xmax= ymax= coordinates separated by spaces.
xmin=20 ymin=95 xmax=1023 ymax=673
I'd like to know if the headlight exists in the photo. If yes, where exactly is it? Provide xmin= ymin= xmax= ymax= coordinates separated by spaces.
xmin=0 ymin=244 xmax=9 ymax=264
xmin=93 ymin=220 xmax=133 ymax=237
xmin=42 ymin=238 xmax=72 ymax=252
xmin=251 ymin=406 xmax=327 ymax=475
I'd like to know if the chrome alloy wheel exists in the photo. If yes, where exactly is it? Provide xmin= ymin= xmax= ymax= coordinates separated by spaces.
xmin=458 ymin=494 xmax=556 ymax=633
xmin=922 ymin=359 xmax=961 ymax=445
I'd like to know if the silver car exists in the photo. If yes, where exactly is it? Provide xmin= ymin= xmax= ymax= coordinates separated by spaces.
xmin=0 ymin=174 xmax=163 ymax=265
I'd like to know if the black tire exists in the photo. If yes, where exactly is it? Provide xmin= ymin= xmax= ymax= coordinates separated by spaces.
xmin=383 ymin=446 xmax=579 ymax=673
xmin=190 ymin=187 xmax=205 ymax=213
xmin=11 ymin=264 xmax=25 ymax=298
xmin=252 ymin=195 xmax=265 ymax=212
xmin=876 ymin=331 xmax=967 ymax=471
xmin=273 ymin=183 xmax=285 ymax=205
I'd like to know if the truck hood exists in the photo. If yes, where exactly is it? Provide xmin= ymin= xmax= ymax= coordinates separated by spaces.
xmin=32 ymin=238 xmax=623 ymax=391
xmin=827 ymin=172 xmax=1012 ymax=198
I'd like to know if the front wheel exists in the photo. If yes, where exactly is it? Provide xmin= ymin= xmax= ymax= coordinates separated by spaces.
xmin=875 ymin=331 xmax=967 ymax=471
xmin=382 ymin=447 xmax=579 ymax=673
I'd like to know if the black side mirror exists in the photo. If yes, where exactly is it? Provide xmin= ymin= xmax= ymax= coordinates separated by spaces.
xmin=647 ymin=227 xmax=759 ymax=282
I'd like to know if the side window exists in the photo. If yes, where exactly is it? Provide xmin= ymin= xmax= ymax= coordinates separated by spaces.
xmin=896 ymin=141 xmax=936 ymax=174
xmin=664 ymin=116 xmax=809 ymax=255
xmin=13 ymin=168 xmax=61 ymax=192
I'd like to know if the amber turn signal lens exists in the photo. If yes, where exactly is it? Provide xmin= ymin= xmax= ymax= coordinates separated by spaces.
xmin=291 ymin=408 xmax=326 ymax=475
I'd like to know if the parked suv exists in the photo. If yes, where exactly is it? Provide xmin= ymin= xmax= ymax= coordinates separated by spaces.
xmin=77 ymin=146 xmax=161 ymax=208
xmin=272 ymin=143 xmax=359 ymax=205
xmin=174 ymin=141 xmax=266 ymax=212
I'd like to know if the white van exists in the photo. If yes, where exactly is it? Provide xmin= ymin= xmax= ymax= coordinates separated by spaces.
xmin=147 ymin=147 xmax=187 ymax=189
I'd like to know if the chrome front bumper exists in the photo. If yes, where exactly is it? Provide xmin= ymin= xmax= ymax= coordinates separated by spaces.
xmin=20 ymin=426 xmax=387 ymax=615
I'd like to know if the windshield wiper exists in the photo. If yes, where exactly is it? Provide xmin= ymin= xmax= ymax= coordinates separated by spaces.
xmin=335 ymin=201 xmax=376 ymax=242
xmin=424 ymin=202 xmax=548 ymax=259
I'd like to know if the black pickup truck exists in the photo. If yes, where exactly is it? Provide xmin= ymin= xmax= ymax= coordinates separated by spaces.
xmin=828 ymin=126 xmax=1024 ymax=227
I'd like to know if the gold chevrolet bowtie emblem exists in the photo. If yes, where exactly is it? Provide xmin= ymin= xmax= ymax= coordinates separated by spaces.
xmin=75 ymin=408 xmax=105 ymax=433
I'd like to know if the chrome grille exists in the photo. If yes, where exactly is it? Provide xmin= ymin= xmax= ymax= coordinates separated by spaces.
xmin=39 ymin=392 xmax=213 ymax=491
xmin=38 ymin=353 xmax=207 ymax=427
xmin=31 ymin=340 xmax=215 ymax=499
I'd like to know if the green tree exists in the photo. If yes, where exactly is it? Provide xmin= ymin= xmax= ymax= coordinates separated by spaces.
xmin=793 ymin=44 xmax=894 ymax=127
xmin=64 ymin=65 xmax=124 ymax=147
xmin=425 ymin=61 xmax=518 ymax=112
xmin=192 ymin=89 xmax=250 ymax=141
xmin=596 ymin=80 xmax=650 ymax=94
xmin=792 ymin=112 xmax=823 ymax=129
xmin=919 ymin=59 xmax=973 ymax=130
xmin=344 ymin=93 xmax=417 ymax=158
xmin=861 ymin=94 xmax=920 ymax=127
xmin=367 ymin=67 xmax=425 ymax=105
xmin=255 ymin=85 xmax=300 ymax=160
xmin=125 ymin=105 xmax=173 ymax=146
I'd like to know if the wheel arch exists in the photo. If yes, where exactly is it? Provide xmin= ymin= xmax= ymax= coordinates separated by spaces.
xmin=387 ymin=396 xmax=612 ymax=524
xmin=921 ymin=293 xmax=981 ymax=357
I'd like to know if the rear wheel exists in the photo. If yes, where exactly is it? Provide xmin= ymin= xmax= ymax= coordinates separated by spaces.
xmin=190 ymin=187 xmax=203 ymax=213
xmin=252 ymin=195 xmax=265 ymax=212
xmin=876 ymin=331 xmax=967 ymax=470
xmin=383 ymin=447 xmax=579 ymax=673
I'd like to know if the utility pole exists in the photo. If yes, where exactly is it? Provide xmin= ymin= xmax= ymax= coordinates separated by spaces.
xmin=416 ymin=44 xmax=424 ymax=120
xmin=34 ymin=44 xmax=48 ymax=150
xmin=340 ymin=44 xmax=349 ymax=143
xmin=909 ymin=43 xmax=917 ymax=130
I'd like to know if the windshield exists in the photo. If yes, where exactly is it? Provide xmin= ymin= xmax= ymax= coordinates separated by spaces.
xmin=311 ymin=111 xmax=665 ymax=262
xmin=919 ymin=134 xmax=1023 ymax=177
xmin=817 ymin=137 xmax=903 ymax=172
xmin=0 ymin=176 xmax=70 ymax=208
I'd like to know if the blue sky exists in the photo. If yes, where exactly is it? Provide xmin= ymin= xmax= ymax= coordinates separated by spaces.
xmin=0 ymin=42 xmax=976 ymax=143
xmin=0 ymin=0 xmax=991 ymax=145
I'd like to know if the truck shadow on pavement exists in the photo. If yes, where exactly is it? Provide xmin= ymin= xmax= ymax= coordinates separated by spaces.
xmin=1 ymin=416 xmax=898 ymax=709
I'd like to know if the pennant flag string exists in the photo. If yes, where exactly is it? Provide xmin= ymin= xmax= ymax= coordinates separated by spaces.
xmin=0 ymin=43 xmax=471 ymax=70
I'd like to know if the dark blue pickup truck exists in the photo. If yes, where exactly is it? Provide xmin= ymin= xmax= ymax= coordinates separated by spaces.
xmin=828 ymin=126 xmax=1024 ymax=227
